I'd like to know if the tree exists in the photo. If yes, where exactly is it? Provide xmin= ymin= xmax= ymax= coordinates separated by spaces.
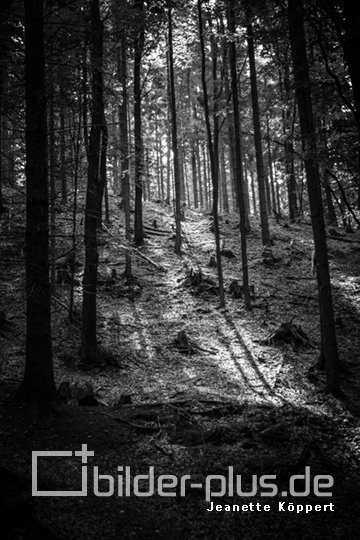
xmin=227 ymin=0 xmax=251 ymax=309
xmin=17 ymin=0 xmax=59 ymax=416
xmin=282 ymin=56 xmax=299 ymax=221
xmin=81 ymin=0 xmax=106 ymax=365
xmin=287 ymin=0 xmax=342 ymax=397
xmin=198 ymin=0 xmax=225 ymax=307
xmin=119 ymin=31 xmax=132 ymax=277
xmin=133 ymin=0 xmax=145 ymax=245
xmin=246 ymin=18 xmax=272 ymax=254
xmin=168 ymin=4 xmax=182 ymax=254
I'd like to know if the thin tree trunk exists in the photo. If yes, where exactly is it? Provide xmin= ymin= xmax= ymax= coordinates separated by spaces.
xmin=168 ymin=6 xmax=182 ymax=254
xmin=81 ymin=0 xmax=105 ymax=365
xmin=198 ymin=0 xmax=225 ymax=307
xmin=202 ymin=143 xmax=208 ymax=210
xmin=155 ymin=115 xmax=161 ymax=198
xmin=288 ymin=0 xmax=342 ymax=397
xmin=196 ymin=141 xmax=203 ymax=208
xmin=191 ymin=148 xmax=199 ymax=208
xmin=60 ymin=102 xmax=67 ymax=205
xmin=220 ymin=143 xmax=229 ymax=212
xmin=120 ymin=34 xmax=132 ymax=277
xmin=0 ymin=65 xmax=6 ymax=214
xmin=166 ymin=127 xmax=171 ymax=202
xmin=133 ymin=0 xmax=144 ymax=245
xmin=247 ymin=21 xmax=271 ymax=252
xmin=248 ymin=160 xmax=257 ymax=216
xmin=82 ymin=39 xmax=89 ymax=157
xmin=283 ymin=60 xmax=299 ymax=221
xmin=48 ymin=66 xmax=56 ymax=295
xmin=228 ymin=0 xmax=251 ymax=309
xmin=266 ymin=115 xmax=277 ymax=214
xmin=69 ymin=99 xmax=81 ymax=323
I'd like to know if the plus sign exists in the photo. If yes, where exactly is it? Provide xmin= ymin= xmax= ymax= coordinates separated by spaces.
xmin=75 ymin=444 xmax=94 ymax=464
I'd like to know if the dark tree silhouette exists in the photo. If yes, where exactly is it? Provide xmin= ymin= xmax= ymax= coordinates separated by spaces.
xmin=120 ymin=32 xmax=132 ymax=277
xmin=168 ymin=5 xmax=182 ymax=255
xmin=81 ymin=0 xmax=106 ymax=365
xmin=17 ymin=0 xmax=59 ymax=416
xmin=246 ymin=19 xmax=272 ymax=252
xmin=198 ymin=0 xmax=225 ymax=307
xmin=133 ymin=0 xmax=145 ymax=245
xmin=227 ymin=0 xmax=251 ymax=309
xmin=288 ymin=0 xmax=342 ymax=397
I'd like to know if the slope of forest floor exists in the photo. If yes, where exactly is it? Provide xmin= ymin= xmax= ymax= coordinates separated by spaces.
xmin=1 ymin=198 xmax=360 ymax=539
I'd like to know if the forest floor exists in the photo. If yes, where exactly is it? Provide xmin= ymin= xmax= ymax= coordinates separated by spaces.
xmin=1 ymin=198 xmax=360 ymax=539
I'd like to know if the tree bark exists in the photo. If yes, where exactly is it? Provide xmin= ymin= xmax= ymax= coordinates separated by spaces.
xmin=247 ymin=21 xmax=271 ymax=250
xmin=133 ymin=0 xmax=144 ymax=245
xmin=198 ymin=0 xmax=225 ymax=307
xmin=168 ymin=6 xmax=182 ymax=254
xmin=0 ymin=64 xmax=6 ymax=213
xmin=120 ymin=33 xmax=132 ymax=277
xmin=288 ymin=0 xmax=342 ymax=397
xmin=228 ymin=0 xmax=251 ymax=309
xmin=81 ymin=0 xmax=105 ymax=365
xmin=283 ymin=59 xmax=299 ymax=221
xmin=266 ymin=115 xmax=277 ymax=214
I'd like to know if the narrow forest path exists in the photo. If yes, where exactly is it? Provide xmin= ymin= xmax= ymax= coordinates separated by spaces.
xmin=97 ymin=201 xmax=288 ymax=409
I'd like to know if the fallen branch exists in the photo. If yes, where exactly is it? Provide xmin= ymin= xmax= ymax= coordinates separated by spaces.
xmin=327 ymin=235 xmax=360 ymax=244
xmin=97 ymin=410 xmax=159 ymax=432
xmin=285 ymin=276 xmax=315 ymax=280
xmin=102 ymin=223 xmax=166 ymax=271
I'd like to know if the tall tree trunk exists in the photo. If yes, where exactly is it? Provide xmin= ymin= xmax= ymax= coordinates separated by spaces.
xmin=48 ymin=66 xmax=56 ymax=294
xmin=247 ymin=21 xmax=272 ymax=253
xmin=0 ymin=64 xmax=6 ymax=214
xmin=101 ymin=122 xmax=109 ymax=223
xmin=266 ymin=115 xmax=277 ymax=214
xmin=155 ymin=115 xmax=161 ymax=198
xmin=288 ymin=0 xmax=342 ymax=397
xmin=188 ymin=71 xmax=199 ymax=209
xmin=18 ymin=0 xmax=59 ymax=416
xmin=69 ymin=97 xmax=81 ymax=323
xmin=82 ymin=43 xmax=89 ymax=157
xmin=196 ymin=141 xmax=203 ymax=208
xmin=120 ymin=34 xmax=132 ymax=277
xmin=248 ymin=161 xmax=257 ymax=216
xmin=168 ymin=6 xmax=182 ymax=254
xmin=202 ymin=143 xmax=208 ymax=210
xmin=228 ymin=0 xmax=251 ymax=309
xmin=198 ymin=0 xmax=225 ymax=307
xmin=283 ymin=60 xmax=299 ymax=221
xmin=166 ymin=127 xmax=171 ymax=202
xmin=220 ymin=143 xmax=229 ymax=212
xmin=191 ymin=148 xmax=199 ymax=209
xmin=81 ymin=0 xmax=105 ymax=365
xmin=133 ymin=0 xmax=144 ymax=245
xmin=59 ymin=102 xmax=67 ymax=205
